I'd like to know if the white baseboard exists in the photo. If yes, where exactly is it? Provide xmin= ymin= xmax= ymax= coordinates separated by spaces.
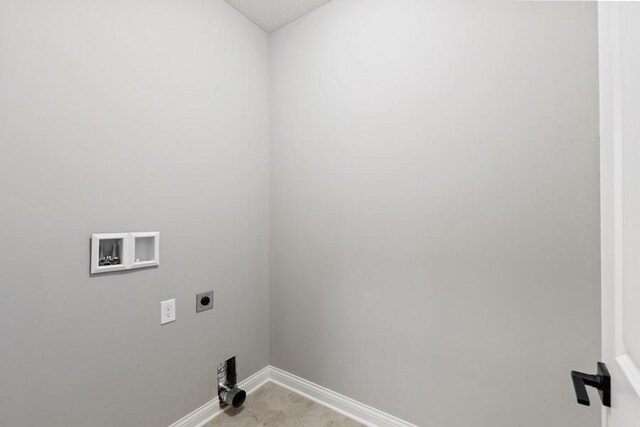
xmin=169 ymin=366 xmax=417 ymax=427
xmin=269 ymin=366 xmax=418 ymax=427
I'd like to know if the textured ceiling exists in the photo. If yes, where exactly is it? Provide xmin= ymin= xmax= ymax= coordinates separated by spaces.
xmin=225 ymin=0 xmax=333 ymax=32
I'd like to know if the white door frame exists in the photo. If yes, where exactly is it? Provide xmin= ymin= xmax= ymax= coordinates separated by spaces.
xmin=600 ymin=2 xmax=640 ymax=426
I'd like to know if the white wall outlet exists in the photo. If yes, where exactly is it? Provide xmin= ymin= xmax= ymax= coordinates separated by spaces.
xmin=161 ymin=299 xmax=176 ymax=325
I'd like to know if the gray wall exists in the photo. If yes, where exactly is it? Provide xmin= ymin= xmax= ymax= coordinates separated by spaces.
xmin=269 ymin=1 xmax=601 ymax=426
xmin=0 ymin=1 xmax=601 ymax=426
xmin=0 ymin=1 xmax=269 ymax=426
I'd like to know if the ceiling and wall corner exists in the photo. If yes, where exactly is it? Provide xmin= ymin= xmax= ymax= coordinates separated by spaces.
xmin=225 ymin=0 xmax=333 ymax=32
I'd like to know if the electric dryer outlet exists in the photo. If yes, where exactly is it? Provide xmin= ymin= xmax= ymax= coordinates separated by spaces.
xmin=196 ymin=291 xmax=214 ymax=313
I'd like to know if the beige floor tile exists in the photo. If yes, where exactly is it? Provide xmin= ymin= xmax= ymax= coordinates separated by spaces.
xmin=205 ymin=383 xmax=364 ymax=427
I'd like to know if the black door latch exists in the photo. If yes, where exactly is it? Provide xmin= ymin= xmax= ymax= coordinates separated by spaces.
xmin=571 ymin=362 xmax=611 ymax=407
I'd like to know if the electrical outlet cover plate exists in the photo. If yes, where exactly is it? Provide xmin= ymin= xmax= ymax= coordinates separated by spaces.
xmin=196 ymin=291 xmax=214 ymax=313
xmin=161 ymin=299 xmax=176 ymax=325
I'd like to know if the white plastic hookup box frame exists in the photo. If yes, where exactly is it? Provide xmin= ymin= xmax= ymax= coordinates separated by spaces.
xmin=91 ymin=232 xmax=160 ymax=274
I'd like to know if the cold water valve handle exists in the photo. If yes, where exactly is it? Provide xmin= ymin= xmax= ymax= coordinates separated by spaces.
xmin=571 ymin=362 xmax=611 ymax=407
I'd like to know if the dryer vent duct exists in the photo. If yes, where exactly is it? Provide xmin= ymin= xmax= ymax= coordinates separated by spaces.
xmin=217 ymin=356 xmax=246 ymax=408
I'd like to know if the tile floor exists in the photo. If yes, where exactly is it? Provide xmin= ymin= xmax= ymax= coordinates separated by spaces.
xmin=205 ymin=382 xmax=364 ymax=427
